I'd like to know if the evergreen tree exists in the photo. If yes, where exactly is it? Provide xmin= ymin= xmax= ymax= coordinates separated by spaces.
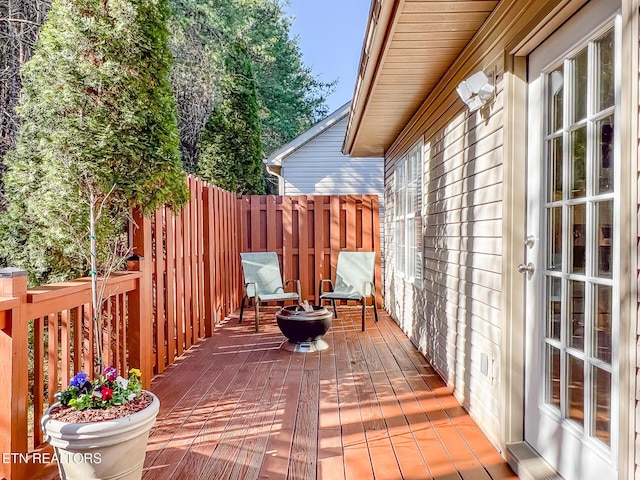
xmin=198 ymin=41 xmax=265 ymax=195
xmin=0 ymin=0 xmax=52 ymax=177
xmin=166 ymin=0 xmax=235 ymax=172
xmin=168 ymin=0 xmax=333 ymax=171
xmin=0 ymin=0 xmax=188 ymax=285
xmin=245 ymin=0 xmax=334 ymax=155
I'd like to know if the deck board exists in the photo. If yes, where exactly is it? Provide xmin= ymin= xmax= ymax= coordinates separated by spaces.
xmin=139 ymin=307 xmax=517 ymax=480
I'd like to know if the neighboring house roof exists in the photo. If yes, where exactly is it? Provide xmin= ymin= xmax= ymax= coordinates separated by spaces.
xmin=266 ymin=101 xmax=352 ymax=167
xmin=344 ymin=1 xmax=499 ymax=157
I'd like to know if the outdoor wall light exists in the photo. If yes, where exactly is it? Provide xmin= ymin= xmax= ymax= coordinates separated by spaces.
xmin=456 ymin=71 xmax=494 ymax=112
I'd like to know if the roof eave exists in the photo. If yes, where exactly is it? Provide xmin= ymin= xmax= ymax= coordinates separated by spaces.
xmin=343 ymin=0 xmax=398 ymax=158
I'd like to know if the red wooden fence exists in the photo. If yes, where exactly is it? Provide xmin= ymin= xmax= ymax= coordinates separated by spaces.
xmin=141 ymin=176 xmax=241 ymax=376
xmin=238 ymin=194 xmax=382 ymax=305
xmin=0 ymin=177 xmax=381 ymax=480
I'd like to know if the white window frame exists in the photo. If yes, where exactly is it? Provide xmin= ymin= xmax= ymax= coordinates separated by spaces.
xmin=393 ymin=142 xmax=422 ymax=284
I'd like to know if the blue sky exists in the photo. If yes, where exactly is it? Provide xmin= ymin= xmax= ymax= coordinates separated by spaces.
xmin=284 ymin=0 xmax=371 ymax=114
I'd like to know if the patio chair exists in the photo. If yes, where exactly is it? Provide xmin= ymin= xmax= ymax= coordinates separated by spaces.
xmin=239 ymin=252 xmax=301 ymax=332
xmin=318 ymin=251 xmax=379 ymax=331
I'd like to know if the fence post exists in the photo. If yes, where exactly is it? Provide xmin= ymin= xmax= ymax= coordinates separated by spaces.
xmin=203 ymin=184 xmax=215 ymax=337
xmin=128 ymin=210 xmax=154 ymax=389
xmin=0 ymin=268 xmax=28 ymax=480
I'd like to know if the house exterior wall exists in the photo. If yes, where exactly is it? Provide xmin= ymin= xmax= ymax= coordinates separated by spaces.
xmin=281 ymin=117 xmax=383 ymax=196
xmin=379 ymin=2 xmax=638 ymax=473
xmin=384 ymin=62 xmax=506 ymax=445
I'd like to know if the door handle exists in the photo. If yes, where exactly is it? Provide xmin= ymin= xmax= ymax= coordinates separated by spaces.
xmin=517 ymin=263 xmax=535 ymax=275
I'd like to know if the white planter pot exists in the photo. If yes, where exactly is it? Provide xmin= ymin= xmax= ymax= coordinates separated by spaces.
xmin=41 ymin=391 xmax=159 ymax=480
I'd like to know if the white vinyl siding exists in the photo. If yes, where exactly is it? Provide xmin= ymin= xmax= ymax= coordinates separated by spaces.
xmin=281 ymin=117 xmax=383 ymax=196
xmin=425 ymin=97 xmax=504 ymax=442
xmin=384 ymin=70 xmax=505 ymax=446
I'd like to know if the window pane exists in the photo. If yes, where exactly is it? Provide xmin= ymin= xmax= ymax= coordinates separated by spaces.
xmin=570 ymin=127 xmax=586 ymax=198
xmin=548 ymin=137 xmax=563 ymax=202
xmin=548 ymin=67 xmax=564 ymax=133
xmin=568 ymin=280 xmax=584 ymax=351
xmin=415 ymin=215 xmax=422 ymax=282
xmin=596 ymin=201 xmax=613 ymax=278
xmin=567 ymin=354 xmax=584 ymax=426
xmin=594 ymin=285 xmax=612 ymax=363
xmin=396 ymin=219 xmax=405 ymax=274
xmin=411 ymin=151 xmax=419 ymax=180
xmin=596 ymin=116 xmax=614 ymax=194
xmin=596 ymin=30 xmax=615 ymax=111
xmin=570 ymin=203 xmax=586 ymax=274
xmin=406 ymin=181 xmax=415 ymax=216
xmin=407 ymin=218 xmax=415 ymax=277
xmin=395 ymin=163 xmax=405 ymax=216
xmin=395 ymin=146 xmax=422 ymax=282
xmin=547 ymin=207 xmax=562 ymax=271
xmin=545 ymin=345 xmax=561 ymax=410
xmin=413 ymin=179 xmax=421 ymax=213
xmin=571 ymin=48 xmax=588 ymax=123
xmin=407 ymin=247 xmax=415 ymax=279
xmin=592 ymin=366 xmax=611 ymax=445
xmin=546 ymin=277 xmax=562 ymax=341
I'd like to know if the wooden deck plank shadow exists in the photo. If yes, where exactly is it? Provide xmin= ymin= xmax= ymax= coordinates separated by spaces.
xmin=139 ymin=306 xmax=517 ymax=480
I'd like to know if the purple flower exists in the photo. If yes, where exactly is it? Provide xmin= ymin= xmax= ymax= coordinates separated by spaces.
xmin=70 ymin=372 xmax=88 ymax=388
xmin=104 ymin=366 xmax=117 ymax=382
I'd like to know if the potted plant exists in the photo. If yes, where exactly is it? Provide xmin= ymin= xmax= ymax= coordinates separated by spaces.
xmin=41 ymin=367 xmax=159 ymax=480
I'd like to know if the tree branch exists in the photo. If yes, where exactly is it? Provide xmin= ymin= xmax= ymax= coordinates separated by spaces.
xmin=0 ymin=18 xmax=40 ymax=26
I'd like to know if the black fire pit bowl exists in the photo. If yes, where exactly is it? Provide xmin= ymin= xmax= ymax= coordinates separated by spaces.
xmin=276 ymin=305 xmax=332 ymax=352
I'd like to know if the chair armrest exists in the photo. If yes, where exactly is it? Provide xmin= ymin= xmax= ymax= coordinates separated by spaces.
xmin=318 ymin=279 xmax=334 ymax=299
xmin=244 ymin=282 xmax=257 ymax=298
xmin=284 ymin=279 xmax=302 ymax=298
xmin=361 ymin=281 xmax=374 ymax=298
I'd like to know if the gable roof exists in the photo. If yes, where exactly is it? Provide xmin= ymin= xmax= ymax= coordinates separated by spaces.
xmin=265 ymin=101 xmax=351 ymax=167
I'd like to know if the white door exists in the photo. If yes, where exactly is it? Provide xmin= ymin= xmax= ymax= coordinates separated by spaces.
xmin=524 ymin=1 xmax=620 ymax=479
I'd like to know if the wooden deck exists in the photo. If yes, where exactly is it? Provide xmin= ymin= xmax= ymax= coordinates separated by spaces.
xmin=141 ymin=306 xmax=517 ymax=480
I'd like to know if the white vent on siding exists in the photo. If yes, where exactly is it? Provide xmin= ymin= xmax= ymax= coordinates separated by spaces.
xmin=480 ymin=353 xmax=489 ymax=376
xmin=480 ymin=351 xmax=494 ymax=382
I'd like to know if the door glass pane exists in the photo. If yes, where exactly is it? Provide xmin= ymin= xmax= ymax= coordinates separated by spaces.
xmin=548 ymin=207 xmax=562 ymax=270
xmin=596 ymin=30 xmax=615 ymax=111
xmin=592 ymin=366 xmax=611 ymax=446
xmin=546 ymin=277 xmax=562 ymax=340
xmin=539 ymin=26 xmax=617 ymax=460
xmin=596 ymin=201 xmax=613 ymax=278
xmin=568 ymin=281 xmax=584 ymax=351
xmin=596 ymin=116 xmax=614 ymax=194
xmin=570 ymin=203 xmax=586 ymax=273
xmin=567 ymin=354 xmax=584 ymax=426
xmin=548 ymin=137 xmax=563 ymax=201
xmin=546 ymin=345 xmax=561 ymax=409
xmin=594 ymin=285 xmax=612 ymax=363
xmin=548 ymin=67 xmax=564 ymax=133
xmin=571 ymin=47 xmax=588 ymax=123
xmin=571 ymin=127 xmax=587 ymax=198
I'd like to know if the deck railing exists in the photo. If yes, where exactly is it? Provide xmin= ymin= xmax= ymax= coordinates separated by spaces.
xmin=0 ymin=176 xmax=381 ymax=480
xmin=0 ymin=270 xmax=143 ymax=480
